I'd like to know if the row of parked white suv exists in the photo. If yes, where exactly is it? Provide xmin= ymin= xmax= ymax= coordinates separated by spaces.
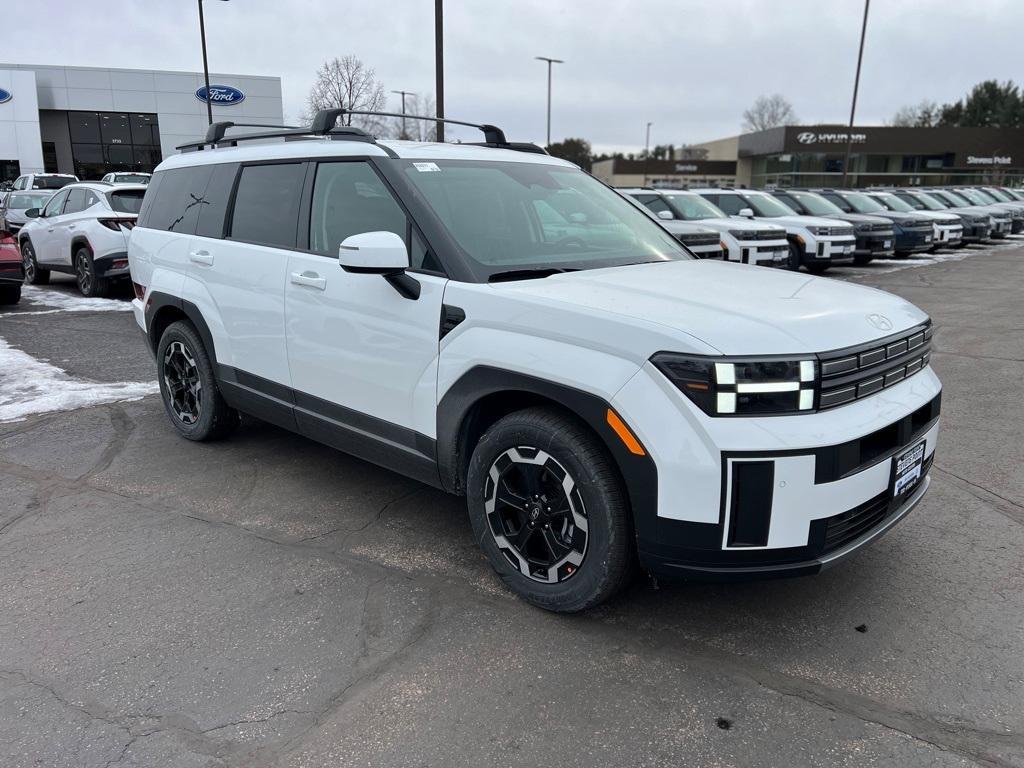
xmin=127 ymin=110 xmax=944 ymax=611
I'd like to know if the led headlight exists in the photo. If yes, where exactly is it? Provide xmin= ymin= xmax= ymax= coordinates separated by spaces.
xmin=651 ymin=354 xmax=817 ymax=416
xmin=806 ymin=226 xmax=828 ymax=235
xmin=727 ymin=229 xmax=750 ymax=239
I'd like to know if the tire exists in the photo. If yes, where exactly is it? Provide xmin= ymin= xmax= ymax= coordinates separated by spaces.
xmin=74 ymin=246 xmax=110 ymax=298
xmin=156 ymin=320 xmax=239 ymax=441
xmin=853 ymin=253 xmax=873 ymax=266
xmin=0 ymin=285 xmax=20 ymax=305
xmin=466 ymin=406 xmax=633 ymax=612
xmin=786 ymin=242 xmax=803 ymax=271
xmin=21 ymin=240 xmax=49 ymax=285
xmin=807 ymin=264 xmax=830 ymax=275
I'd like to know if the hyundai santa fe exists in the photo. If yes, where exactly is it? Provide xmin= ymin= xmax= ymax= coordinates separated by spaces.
xmin=128 ymin=110 xmax=941 ymax=611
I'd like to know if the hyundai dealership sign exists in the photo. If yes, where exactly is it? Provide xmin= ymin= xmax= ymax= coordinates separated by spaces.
xmin=195 ymin=84 xmax=245 ymax=106
xmin=0 ymin=88 xmax=12 ymax=104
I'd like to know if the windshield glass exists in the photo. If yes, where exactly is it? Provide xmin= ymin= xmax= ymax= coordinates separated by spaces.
xmin=908 ymin=192 xmax=947 ymax=210
xmin=783 ymin=191 xmax=844 ymax=216
xmin=6 ymin=192 xmax=51 ymax=210
xmin=837 ymin=191 xmax=886 ymax=214
xmin=113 ymin=174 xmax=151 ymax=184
xmin=935 ymin=190 xmax=972 ymax=207
xmin=740 ymin=193 xmax=796 ymax=217
xmin=663 ymin=193 xmax=727 ymax=220
xmin=401 ymin=160 xmax=690 ymax=277
xmin=982 ymin=188 xmax=1010 ymax=202
xmin=957 ymin=188 xmax=992 ymax=205
xmin=871 ymin=192 xmax=914 ymax=212
xmin=32 ymin=176 xmax=76 ymax=190
xmin=108 ymin=190 xmax=145 ymax=213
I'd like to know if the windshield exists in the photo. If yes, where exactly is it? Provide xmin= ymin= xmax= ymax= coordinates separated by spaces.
xmin=871 ymin=192 xmax=914 ymax=212
xmin=982 ymin=188 xmax=1011 ymax=202
xmin=781 ymin=191 xmax=844 ymax=216
xmin=6 ymin=192 xmax=51 ymax=210
xmin=663 ymin=193 xmax=727 ymax=220
xmin=108 ymin=190 xmax=145 ymax=213
xmin=113 ymin=174 xmax=151 ymax=185
xmin=957 ymin=188 xmax=993 ymax=205
xmin=907 ymin=192 xmax=947 ymax=210
xmin=740 ymin=193 xmax=797 ymax=217
xmin=934 ymin=190 xmax=972 ymax=207
xmin=836 ymin=191 xmax=886 ymax=214
xmin=32 ymin=175 xmax=76 ymax=190
xmin=401 ymin=160 xmax=689 ymax=277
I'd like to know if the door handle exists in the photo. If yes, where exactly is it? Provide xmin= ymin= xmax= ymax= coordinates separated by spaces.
xmin=290 ymin=271 xmax=326 ymax=290
xmin=189 ymin=250 xmax=214 ymax=266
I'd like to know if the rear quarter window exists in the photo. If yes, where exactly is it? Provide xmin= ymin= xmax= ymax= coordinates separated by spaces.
xmin=109 ymin=189 xmax=146 ymax=214
xmin=138 ymin=166 xmax=214 ymax=234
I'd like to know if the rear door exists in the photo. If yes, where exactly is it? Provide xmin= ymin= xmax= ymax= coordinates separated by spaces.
xmin=284 ymin=159 xmax=446 ymax=473
xmin=58 ymin=188 xmax=104 ymax=265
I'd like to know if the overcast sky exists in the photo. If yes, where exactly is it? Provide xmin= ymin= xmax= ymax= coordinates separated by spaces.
xmin=4 ymin=0 xmax=1021 ymax=152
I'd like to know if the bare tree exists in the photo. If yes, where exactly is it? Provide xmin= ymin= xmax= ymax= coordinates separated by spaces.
xmin=386 ymin=93 xmax=437 ymax=141
xmin=742 ymin=94 xmax=799 ymax=132
xmin=303 ymin=56 xmax=387 ymax=133
xmin=888 ymin=100 xmax=940 ymax=127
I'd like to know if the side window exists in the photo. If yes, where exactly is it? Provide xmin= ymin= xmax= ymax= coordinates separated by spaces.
xmin=230 ymin=163 xmax=305 ymax=248
xmin=640 ymin=196 xmax=672 ymax=216
xmin=63 ymin=189 xmax=88 ymax=215
xmin=84 ymin=190 xmax=101 ymax=209
xmin=195 ymin=163 xmax=238 ymax=239
xmin=713 ymin=195 xmax=745 ymax=215
xmin=42 ymin=189 xmax=69 ymax=218
xmin=308 ymin=162 xmax=407 ymax=255
xmin=13 ymin=177 xmax=24 ymax=190
xmin=822 ymin=193 xmax=851 ymax=213
xmin=142 ymin=166 xmax=214 ymax=234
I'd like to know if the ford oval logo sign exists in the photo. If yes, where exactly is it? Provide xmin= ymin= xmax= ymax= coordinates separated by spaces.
xmin=0 ymin=88 xmax=12 ymax=104
xmin=195 ymin=84 xmax=245 ymax=106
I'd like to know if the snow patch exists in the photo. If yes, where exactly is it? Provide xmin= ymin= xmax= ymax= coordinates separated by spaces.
xmin=0 ymin=337 xmax=158 ymax=422
xmin=20 ymin=286 xmax=133 ymax=313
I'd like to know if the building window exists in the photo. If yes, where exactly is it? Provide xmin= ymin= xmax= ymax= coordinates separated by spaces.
xmin=0 ymin=160 xmax=19 ymax=183
xmin=66 ymin=111 xmax=162 ymax=179
xmin=42 ymin=142 xmax=58 ymax=173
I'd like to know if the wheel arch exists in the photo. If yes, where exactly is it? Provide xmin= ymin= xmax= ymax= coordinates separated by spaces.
xmin=70 ymin=235 xmax=92 ymax=256
xmin=436 ymin=366 xmax=658 ymax=534
xmin=145 ymin=291 xmax=217 ymax=363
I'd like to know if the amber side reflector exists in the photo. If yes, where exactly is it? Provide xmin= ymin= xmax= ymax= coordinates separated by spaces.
xmin=606 ymin=409 xmax=646 ymax=456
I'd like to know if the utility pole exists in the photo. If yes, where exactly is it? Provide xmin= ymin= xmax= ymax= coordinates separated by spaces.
xmin=643 ymin=121 xmax=653 ymax=185
xmin=435 ymin=0 xmax=444 ymax=142
xmin=841 ymin=0 xmax=870 ymax=187
xmin=535 ymin=56 xmax=564 ymax=147
xmin=391 ymin=90 xmax=415 ymax=138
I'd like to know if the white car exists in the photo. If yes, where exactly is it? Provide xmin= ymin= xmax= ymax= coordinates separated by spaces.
xmin=863 ymin=191 xmax=963 ymax=249
xmin=128 ymin=110 xmax=941 ymax=612
xmin=692 ymin=188 xmax=857 ymax=273
xmin=10 ymin=172 xmax=78 ymax=191
xmin=18 ymin=182 xmax=146 ymax=297
xmin=101 ymin=172 xmax=152 ymax=185
xmin=620 ymin=188 xmax=788 ymax=266
xmin=619 ymin=192 xmax=724 ymax=259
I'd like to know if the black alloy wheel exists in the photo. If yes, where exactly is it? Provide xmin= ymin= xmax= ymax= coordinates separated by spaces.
xmin=163 ymin=339 xmax=203 ymax=426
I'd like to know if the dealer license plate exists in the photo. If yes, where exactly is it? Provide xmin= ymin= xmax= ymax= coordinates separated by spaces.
xmin=924 ymin=235 xmax=932 ymax=243
xmin=843 ymin=244 xmax=854 ymax=254
xmin=892 ymin=441 xmax=926 ymax=501
xmin=883 ymin=240 xmax=893 ymax=248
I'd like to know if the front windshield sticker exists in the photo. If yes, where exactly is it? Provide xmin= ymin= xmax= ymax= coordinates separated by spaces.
xmin=413 ymin=162 xmax=441 ymax=172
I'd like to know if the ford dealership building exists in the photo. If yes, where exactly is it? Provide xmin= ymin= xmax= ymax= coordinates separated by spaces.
xmin=0 ymin=63 xmax=283 ymax=182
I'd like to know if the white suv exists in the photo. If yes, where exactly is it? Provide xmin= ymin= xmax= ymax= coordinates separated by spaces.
xmin=18 ymin=182 xmax=146 ymax=297
xmin=620 ymin=188 xmax=788 ymax=266
xmin=10 ymin=172 xmax=79 ymax=191
xmin=129 ymin=111 xmax=941 ymax=611
xmin=693 ymin=188 xmax=857 ymax=273
xmin=101 ymin=171 xmax=152 ymax=185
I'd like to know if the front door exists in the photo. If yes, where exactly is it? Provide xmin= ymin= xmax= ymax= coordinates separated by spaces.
xmin=34 ymin=188 xmax=70 ymax=265
xmin=284 ymin=160 xmax=446 ymax=471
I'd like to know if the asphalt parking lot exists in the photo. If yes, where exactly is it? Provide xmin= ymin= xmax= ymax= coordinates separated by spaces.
xmin=1 ymin=245 xmax=1023 ymax=768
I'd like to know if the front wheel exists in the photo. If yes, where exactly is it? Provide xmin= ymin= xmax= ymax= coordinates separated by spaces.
xmin=786 ymin=242 xmax=803 ymax=271
xmin=21 ymin=240 xmax=49 ymax=285
xmin=466 ymin=407 xmax=633 ymax=612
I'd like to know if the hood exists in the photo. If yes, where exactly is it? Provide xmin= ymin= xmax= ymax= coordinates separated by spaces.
xmin=867 ymin=211 xmax=931 ymax=225
xmin=495 ymin=260 xmax=927 ymax=355
xmin=703 ymin=217 xmax=785 ymax=232
xmin=827 ymin=212 xmax=892 ymax=226
xmin=660 ymin=221 xmax=718 ymax=236
xmin=752 ymin=213 xmax=842 ymax=229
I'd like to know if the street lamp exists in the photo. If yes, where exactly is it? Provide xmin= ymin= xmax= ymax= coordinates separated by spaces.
xmin=841 ymin=0 xmax=870 ymax=187
xmin=535 ymin=56 xmax=564 ymax=147
xmin=391 ymin=90 xmax=416 ymax=139
xmin=435 ymin=0 xmax=444 ymax=142
xmin=197 ymin=0 xmax=229 ymax=126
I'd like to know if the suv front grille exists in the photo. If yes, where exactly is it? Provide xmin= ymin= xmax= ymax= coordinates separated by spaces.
xmin=870 ymin=222 xmax=894 ymax=232
xmin=817 ymin=323 xmax=933 ymax=410
xmin=678 ymin=233 xmax=721 ymax=247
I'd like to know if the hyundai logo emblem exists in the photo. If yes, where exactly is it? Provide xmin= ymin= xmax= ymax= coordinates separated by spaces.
xmin=866 ymin=313 xmax=893 ymax=331
xmin=195 ymin=84 xmax=245 ymax=106
xmin=796 ymin=131 xmax=816 ymax=144
xmin=0 ymin=88 xmax=12 ymax=104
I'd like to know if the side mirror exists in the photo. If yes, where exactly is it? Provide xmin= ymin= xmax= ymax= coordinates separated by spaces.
xmin=738 ymin=207 xmax=755 ymax=218
xmin=338 ymin=230 xmax=420 ymax=300
xmin=656 ymin=210 xmax=674 ymax=220
xmin=24 ymin=208 xmax=40 ymax=219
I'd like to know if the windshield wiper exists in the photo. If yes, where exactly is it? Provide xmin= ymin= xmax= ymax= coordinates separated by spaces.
xmin=487 ymin=267 xmax=578 ymax=283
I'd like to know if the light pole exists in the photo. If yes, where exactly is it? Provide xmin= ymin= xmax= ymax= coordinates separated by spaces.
xmin=841 ymin=0 xmax=870 ymax=187
xmin=643 ymin=122 xmax=653 ymax=185
xmin=535 ymin=56 xmax=564 ymax=147
xmin=435 ymin=0 xmax=444 ymax=142
xmin=391 ymin=90 xmax=415 ymax=138
xmin=197 ymin=0 xmax=228 ymax=126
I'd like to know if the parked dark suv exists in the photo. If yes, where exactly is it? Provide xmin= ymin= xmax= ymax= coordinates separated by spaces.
xmin=813 ymin=189 xmax=935 ymax=255
xmin=768 ymin=189 xmax=894 ymax=265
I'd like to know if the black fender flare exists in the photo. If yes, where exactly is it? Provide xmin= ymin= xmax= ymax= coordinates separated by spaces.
xmin=144 ymin=290 xmax=217 ymax=362
xmin=435 ymin=366 xmax=658 ymax=543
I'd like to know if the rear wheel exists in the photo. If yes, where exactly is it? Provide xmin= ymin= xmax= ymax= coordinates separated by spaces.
xmin=75 ymin=246 xmax=110 ymax=298
xmin=466 ymin=407 xmax=633 ymax=612
xmin=157 ymin=320 xmax=239 ymax=441
xmin=21 ymin=240 xmax=49 ymax=285
xmin=0 ymin=285 xmax=20 ymax=305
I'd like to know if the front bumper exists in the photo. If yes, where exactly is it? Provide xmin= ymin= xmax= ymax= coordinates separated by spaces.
xmin=932 ymin=226 xmax=962 ymax=247
xmin=991 ymin=220 xmax=1011 ymax=238
xmin=804 ymin=236 xmax=856 ymax=265
xmin=961 ymin=222 xmax=991 ymax=242
xmin=895 ymin=229 xmax=934 ymax=253
xmin=854 ymin=232 xmax=896 ymax=258
xmin=1010 ymin=218 xmax=1024 ymax=234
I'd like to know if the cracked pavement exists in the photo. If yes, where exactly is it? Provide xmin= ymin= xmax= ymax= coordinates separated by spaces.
xmin=1 ymin=255 xmax=1022 ymax=767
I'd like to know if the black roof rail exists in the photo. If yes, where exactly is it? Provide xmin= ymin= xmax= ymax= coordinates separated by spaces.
xmin=177 ymin=121 xmax=304 ymax=151
xmin=319 ymin=109 xmax=510 ymax=146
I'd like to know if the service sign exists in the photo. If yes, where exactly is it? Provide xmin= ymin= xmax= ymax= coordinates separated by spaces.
xmin=0 ymin=88 xmax=12 ymax=104
xmin=195 ymin=85 xmax=245 ymax=106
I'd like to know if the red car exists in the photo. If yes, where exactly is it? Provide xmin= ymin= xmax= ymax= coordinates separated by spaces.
xmin=0 ymin=230 xmax=23 ymax=304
